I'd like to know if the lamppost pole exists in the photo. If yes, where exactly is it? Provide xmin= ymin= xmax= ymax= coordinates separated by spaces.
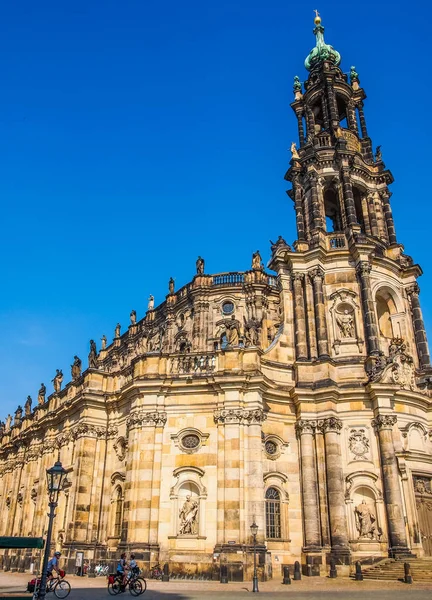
xmin=37 ymin=459 xmax=67 ymax=600
xmin=250 ymin=520 xmax=259 ymax=593
xmin=37 ymin=501 xmax=57 ymax=600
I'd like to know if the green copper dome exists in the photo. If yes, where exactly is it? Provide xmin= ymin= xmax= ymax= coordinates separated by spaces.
xmin=304 ymin=14 xmax=341 ymax=71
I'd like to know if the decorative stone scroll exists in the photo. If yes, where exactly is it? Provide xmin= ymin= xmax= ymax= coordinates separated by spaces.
xmin=213 ymin=408 xmax=267 ymax=425
xmin=317 ymin=416 xmax=343 ymax=433
xmin=295 ymin=419 xmax=316 ymax=436
xmin=113 ymin=436 xmax=128 ymax=461
xmin=366 ymin=337 xmax=417 ymax=390
xmin=70 ymin=423 xmax=119 ymax=440
xmin=126 ymin=410 xmax=167 ymax=430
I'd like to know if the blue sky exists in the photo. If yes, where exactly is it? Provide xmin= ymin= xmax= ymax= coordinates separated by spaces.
xmin=0 ymin=1 xmax=430 ymax=418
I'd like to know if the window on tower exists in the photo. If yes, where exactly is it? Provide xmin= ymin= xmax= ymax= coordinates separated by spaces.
xmin=324 ymin=188 xmax=342 ymax=232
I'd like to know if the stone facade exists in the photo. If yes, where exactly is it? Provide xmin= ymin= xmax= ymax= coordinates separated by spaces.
xmin=1 ymin=14 xmax=432 ymax=579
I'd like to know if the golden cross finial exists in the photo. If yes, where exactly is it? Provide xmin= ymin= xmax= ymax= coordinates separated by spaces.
xmin=314 ymin=9 xmax=320 ymax=18
xmin=313 ymin=9 xmax=322 ymax=25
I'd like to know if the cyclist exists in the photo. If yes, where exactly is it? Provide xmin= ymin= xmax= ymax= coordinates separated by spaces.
xmin=128 ymin=554 xmax=139 ymax=578
xmin=47 ymin=551 xmax=61 ymax=582
xmin=116 ymin=553 xmax=127 ymax=589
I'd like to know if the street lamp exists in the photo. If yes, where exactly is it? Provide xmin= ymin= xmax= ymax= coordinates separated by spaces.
xmin=250 ymin=520 xmax=259 ymax=593
xmin=38 ymin=459 xmax=67 ymax=600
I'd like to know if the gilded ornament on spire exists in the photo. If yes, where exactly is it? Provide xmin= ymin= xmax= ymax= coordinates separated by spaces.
xmin=304 ymin=12 xmax=341 ymax=71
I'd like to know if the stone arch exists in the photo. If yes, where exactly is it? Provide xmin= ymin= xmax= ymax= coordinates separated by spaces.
xmin=401 ymin=422 xmax=429 ymax=453
xmin=373 ymin=284 xmax=405 ymax=354
xmin=170 ymin=467 xmax=207 ymax=538
xmin=345 ymin=472 xmax=386 ymax=544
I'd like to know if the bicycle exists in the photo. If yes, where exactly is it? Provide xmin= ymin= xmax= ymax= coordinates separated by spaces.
xmin=94 ymin=563 xmax=110 ymax=576
xmin=30 ymin=571 xmax=71 ymax=599
xmin=107 ymin=571 xmax=146 ymax=595
xmin=149 ymin=563 xmax=162 ymax=580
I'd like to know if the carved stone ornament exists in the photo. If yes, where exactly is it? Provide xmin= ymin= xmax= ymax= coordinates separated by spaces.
xmin=113 ymin=436 xmax=128 ymax=461
xmin=371 ymin=414 xmax=397 ymax=431
xmin=70 ymin=423 xmax=117 ymax=440
xmin=348 ymin=428 xmax=370 ymax=460
xmin=295 ymin=419 xmax=316 ymax=436
xmin=366 ymin=337 xmax=417 ymax=390
xmin=126 ymin=410 xmax=167 ymax=430
xmin=171 ymin=428 xmax=209 ymax=454
xmin=317 ymin=416 xmax=343 ymax=434
xmin=263 ymin=435 xmax=288 ymax=460
xmin=213 ymin=408 xmax=267 ymax=425
xmin=413 ymin=476 xmax=432 ymax=495
xmin=30 ymin=488 xmax=37 ymax=504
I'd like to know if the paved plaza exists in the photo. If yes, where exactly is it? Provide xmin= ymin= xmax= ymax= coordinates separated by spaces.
xmin=1 ymin=572 xmax=432 ymax=600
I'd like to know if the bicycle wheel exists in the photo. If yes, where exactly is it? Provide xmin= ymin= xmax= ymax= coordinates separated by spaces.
xmin=54 ymin=580 xmax=71 ymax=599
xmin=129 ymin=579 xmax=142 ymax=596
xmin=136 ymin=578 xmax=147 ymax=594
xmin=108 ymin=581 xmax=122 ymax=595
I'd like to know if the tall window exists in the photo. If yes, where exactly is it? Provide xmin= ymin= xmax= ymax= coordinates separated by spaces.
xmin=113 ymin=486 xmax=123 ymax=538
xmin=265 ymin=487 xmax=281 ymax=539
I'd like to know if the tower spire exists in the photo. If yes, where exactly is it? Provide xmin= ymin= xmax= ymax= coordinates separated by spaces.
xmin=305 ymin=11 xmax=341 ymax=71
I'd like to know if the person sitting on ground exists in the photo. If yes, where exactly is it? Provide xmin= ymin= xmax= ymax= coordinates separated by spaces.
xmin=117 ymin=552 xmax=127 ymax=588
xmin=47 ymin=551 xmax=61 ymax=581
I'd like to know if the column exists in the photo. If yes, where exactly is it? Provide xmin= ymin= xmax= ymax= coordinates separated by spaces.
xmin=367 ymin=192 xmax=379 ymax=238
xmin=296 ymin=112 xmax=305 ymax=147
xmin=356 ymin=261 xmax=380 ymax=355
xmin=357 ymin=102 xmax=368 ymax=138
xmin=245 ymin=407 xmax=266 ymax=544
xmin=309 ymin=268 xmax=329 ymax=358
xmin=309 ymin=173 xmax=324 ymax=230
xmin=305 ymin=275 xmax=318 ymax=360
xmin=318 ymin=418 xmax=350 ymax=562
xmin=380 ymin=191 xmax=397 ymax=244
xmin=314 ymin=430 xmax=330 ymax=547
xmin=407 ymin=284 xmax=431 ymax=369
xmin=70 ymin=433 xmax=98 ymax=544
xmin=372 ymin=415 xmax=410 ymax=556
xmin=292 ymin=273 xmax=308 ymax=360
xmin=347 ymin=101 xmax=359 ymax=135
xmin=321 ymin=93 xmax=330 ymax=130
xmin=340 ymin=167 xmax=358 ymax=227
xmin=292 ymin=175 xmax=306 ymax=241
xmin=295 ymin=420 xmax=321 ymax=551
xmin=325 ymin=78 xmax=339 ymax=127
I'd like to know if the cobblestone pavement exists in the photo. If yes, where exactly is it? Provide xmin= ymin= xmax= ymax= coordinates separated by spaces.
xmin=0 ymin=572 xmax=432 ymax=599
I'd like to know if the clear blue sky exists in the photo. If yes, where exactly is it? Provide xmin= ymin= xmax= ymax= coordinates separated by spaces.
xmin=1 ymin=1 xmax=430 ymax=418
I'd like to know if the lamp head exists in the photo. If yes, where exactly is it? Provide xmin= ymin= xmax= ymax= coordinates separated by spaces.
xmin=46 ymin=459 xmax=67 ymax=503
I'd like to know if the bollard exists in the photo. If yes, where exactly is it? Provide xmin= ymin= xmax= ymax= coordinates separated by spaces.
xmin=162 ymin=563 xmax=170 ymax=582
xmin=293 ymin=561 xmax=301 ymax=580
xmin=282 ymin=565 xmax=291 ymax=585
xmin=306 ymin=564 xmax=313 ymax=577
xmin=404 ymin=562 xmax=413 ymax=584
xmin=329 ymin=557 xmax=337 ymax=579
xmin=354 ymin=561 xmax=363 ymax=581
xmin=220 ymin=564 xmax=228 ymax=584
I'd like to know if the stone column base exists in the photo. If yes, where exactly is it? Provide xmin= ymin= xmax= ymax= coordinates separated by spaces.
xmin=389 ymin=546 xmax=416 ymax=559
xmin=301 ymin=550 xmax=323 ymax=576
xmin=329 ymin=546 xmax=351 ymax=565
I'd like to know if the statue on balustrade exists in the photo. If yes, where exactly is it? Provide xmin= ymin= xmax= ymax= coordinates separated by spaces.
xmin=52 ymin=369 xmax=64 ymax=393
xmin=148 ymin=295 xmax=154 ymax=311
xmin=24 ymin=395 xmax=32 ymax=416
xmin=38 ymin=383 xmax=46 ymax=405
xmin=252 ymin=250 xmax=263 ymax=271
xmin=355 ymin=500 xmax=377 ymax=539
xmin=71 ymin=356 xmax=82 ymax=380
xmin=226 ymin=315 xmax=241 ymax=346
xmin=88 ymin=340 xmax=98 ymax=368
xmin=101 ymin=335 xmax=107 ymax=350
xmin=5 ymin=414 xmax=12 ymax=432
xmin=130 ymin=310 xmax=136 ymax=325
xmin=169 ymin=277 xmax=175 ymax=295
xmin=244 ymin=317 xmax=261 ymax=347
xmin=115 ymin=323 xmax=121 ymax=338
xmin=14 ymin=405 xmax=23 ymax=425
xmin=196 ymin=256 xmax=205 ymax=275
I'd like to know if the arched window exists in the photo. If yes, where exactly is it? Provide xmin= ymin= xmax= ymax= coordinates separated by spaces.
xmin=113 ymin=486 xmax=123 ymax=538
xmin=265 ymin=487 xmax=281 ymax=539
xmin=324 ymin=188 xmax=342 ymax=232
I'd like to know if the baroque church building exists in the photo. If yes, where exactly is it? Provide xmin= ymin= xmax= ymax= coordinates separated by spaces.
xmin=1 ymin=14 xmax=432 ymax=579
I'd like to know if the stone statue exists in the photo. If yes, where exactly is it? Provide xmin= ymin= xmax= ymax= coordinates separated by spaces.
xmin=52 ymin=369 xmax=63 ymax=393
xmin=355 ymin=500 xmax=377 ymax=539
xmin=0 ymin=421 xmax=4 ymax=436
xmin=88 ymin=340 xmax=98 ymax=368
xmin=37 ymin=383 xmax=46 ymax=405
xmin=252 ymin=250 xmax=263 ymax=271
xmin=115 ymin=323 xmax=121 ymax=338
xmin=196 ymin=256 xmax=205 ymax=275
xmin=290 ymin=142 xmax=300 ymax=159
xmin=130 ymin=310 xmax=136 ymax=325
xmin=24 ymin=395 xmax=32 ymax=416
xmin=14 ymin=405 xmax=23 ymax=425
xmin=336 ymin=309 xmax=355 ymax=338
xmin=101 ymin=335 xmax=107 ymax=350
xmin=226 ymin=315 xmax=240 ymax=346
xmin=5 ymin=414 xmax=12 ymax=432
xmin=179 ymin=494 xmax=199 ymax=535
xmin=169 ymin=277 xmax=175 ymax=295
xmin=148 ymin=295 xmax=154 ymax=311
xmin=244 ymin=317 xmax=261 ymax=347
xmin=71 ymin=356 xmax=82 ymax=380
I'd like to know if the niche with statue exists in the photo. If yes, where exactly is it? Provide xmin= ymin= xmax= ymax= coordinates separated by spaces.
xmin=329 ymin=289 xmax=364 ymax=356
